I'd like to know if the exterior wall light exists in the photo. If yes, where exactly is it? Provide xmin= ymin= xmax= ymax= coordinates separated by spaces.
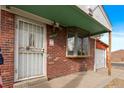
xmin=49 ymin=21 xmax=59 ymax=39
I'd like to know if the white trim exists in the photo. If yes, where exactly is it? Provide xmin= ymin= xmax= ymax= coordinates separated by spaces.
xmin=99 ymin=6 xmax=112 ymax=28
xmin=104 ymin=50 xmax=107 ymax=68
xmin=14 ymin=16 xmax=47 ymax=82
xmin=42 ymin=24 xmax=47 ymax=77
xmin=1 ymin=5 xmax=53 ymax=25
xmin=14 ymin=17 xmax=19 ymax=82
xmin=99 ymin=6 xmax=112 ymax=31
xmin=94 ymin=38 xmax=96 ymax=72
xmin=16 ymin=16 xmax=46 ymax=28
xmin=15 ymin=75 xmax=45 ymax=82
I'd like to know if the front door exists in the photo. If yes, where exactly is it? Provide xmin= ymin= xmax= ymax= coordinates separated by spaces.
xmin=15 ymin=18 xmax=46 ymax=81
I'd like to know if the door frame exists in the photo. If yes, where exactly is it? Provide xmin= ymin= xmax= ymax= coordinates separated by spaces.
xmin=14 ymin=16 xmax=47 ymax=82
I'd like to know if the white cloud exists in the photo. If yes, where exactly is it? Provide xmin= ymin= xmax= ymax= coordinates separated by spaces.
xmin=100 ymin=32 xmax=124 ymax=51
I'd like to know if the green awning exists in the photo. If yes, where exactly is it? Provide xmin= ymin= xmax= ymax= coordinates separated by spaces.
xmin=12 ymin=5 xmax=110 ymax=36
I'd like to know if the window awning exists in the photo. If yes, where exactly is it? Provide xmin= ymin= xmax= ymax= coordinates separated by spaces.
xmin=12 ymin=5 xmax=110 ymax=36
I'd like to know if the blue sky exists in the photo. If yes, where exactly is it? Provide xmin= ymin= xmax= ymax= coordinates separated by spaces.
xmin=101 ymin=5 xmax=124 ymax=51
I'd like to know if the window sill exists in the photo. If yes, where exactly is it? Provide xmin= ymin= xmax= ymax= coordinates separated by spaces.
xmin=66 ymin=55 xmax=90 ymax=58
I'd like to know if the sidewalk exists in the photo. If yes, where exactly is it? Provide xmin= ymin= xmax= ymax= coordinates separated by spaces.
xmin=14 ymin=68 xmax=124 ymax=88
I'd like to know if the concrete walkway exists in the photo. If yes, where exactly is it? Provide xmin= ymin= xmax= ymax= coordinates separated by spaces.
xmin=14 ymin=68 xmax=124 ymax=88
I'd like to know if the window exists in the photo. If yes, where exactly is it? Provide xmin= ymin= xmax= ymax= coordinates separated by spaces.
xmin=67 ymin=32 xmax=90 ymax=57
xmin=67 ymin=33 xmax=75 ymax=55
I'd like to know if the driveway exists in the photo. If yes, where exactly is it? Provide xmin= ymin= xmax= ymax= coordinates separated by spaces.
xmin=14 ymin=68 xmax=124 ymax=88
xmin=112 ymin=62 xmax=124 ymax=70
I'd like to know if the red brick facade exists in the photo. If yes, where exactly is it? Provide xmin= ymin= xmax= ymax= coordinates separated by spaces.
xmin=47 ymin=25 xmax=95 ymax=79
xmin=96 ymin=39 xmax=108 ymax=50
xmin=0 ymin=10 xmax=15 ymax=88
xmin=0 ymin=10 xmax=97 ymax=87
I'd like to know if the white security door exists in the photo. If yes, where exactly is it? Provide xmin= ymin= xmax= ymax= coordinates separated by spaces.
xmin=15 ymin=19 xmax=45 ymax=81
xmin=95 ymin=49 xmax=106 ymax=69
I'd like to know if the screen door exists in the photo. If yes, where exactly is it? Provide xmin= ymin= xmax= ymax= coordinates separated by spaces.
xmin=15 ymin=19 xmax=45 ymax=81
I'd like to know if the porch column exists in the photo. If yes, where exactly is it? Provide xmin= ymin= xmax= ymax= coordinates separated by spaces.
xmin=108 ymin=31 xmax=112 ymax=75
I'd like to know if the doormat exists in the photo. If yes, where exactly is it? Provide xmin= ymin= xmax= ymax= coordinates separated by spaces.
xmin=105 ymin=78 xmax=124 ymax=88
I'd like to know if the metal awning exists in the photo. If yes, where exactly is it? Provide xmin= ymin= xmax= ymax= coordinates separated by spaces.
xmin=12 ymin=5 xmax=110 ymax=36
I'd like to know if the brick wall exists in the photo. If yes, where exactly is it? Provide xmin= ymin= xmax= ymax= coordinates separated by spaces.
xmin=0 ymin=10 xmax=15 ymax=88
xmin=96 ymin=40 xmax=108 ymax=50
xmin=0 ymin=10 xmax=95 ymax=87
xmin=47 ymin=25 xmax=95 ymax=79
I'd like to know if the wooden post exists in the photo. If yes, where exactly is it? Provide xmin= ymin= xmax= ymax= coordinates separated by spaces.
xmin=108 ymin=31 xmax=112 ymax=75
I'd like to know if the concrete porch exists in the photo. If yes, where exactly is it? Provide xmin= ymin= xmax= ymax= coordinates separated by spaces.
xmin=14 ymin=68 xmax=124 ymax=88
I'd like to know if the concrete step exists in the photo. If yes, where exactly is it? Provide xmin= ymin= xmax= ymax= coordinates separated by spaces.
xmin=14 ymin=77 xmax=47 ymax=88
